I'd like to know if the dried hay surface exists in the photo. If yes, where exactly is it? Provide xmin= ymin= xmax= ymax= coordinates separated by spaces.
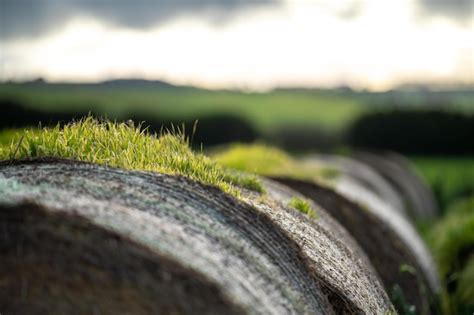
xmin=275 ymin=176 xmax=440 ymax=314
xmin=303 ymin=154 xmax=406 ymax=216
xmin=255 ymin=178 xmax=392 ymax=314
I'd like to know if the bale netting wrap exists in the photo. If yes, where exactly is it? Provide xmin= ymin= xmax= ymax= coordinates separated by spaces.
xmin=305 ymin=157 xmax=439 ymax=294
xmin=2 ymin=161 xmax=321 ymax=315
xmin=0 ymin=201 xmax=245 ymax=315
xmin=273 ymin=177 xmax=440 ymax=314
xmin=305 ymin=154 xmax=406 ymax=216
xmin=252 ymin=178 xmax=392 ymax=314
xmin=331 ymin=174 xmax=440 ymax=293
xmin=353 ymin=151 xmax=439 ymax=219
xmin=0 ymin=159 xmax=393 ymax=314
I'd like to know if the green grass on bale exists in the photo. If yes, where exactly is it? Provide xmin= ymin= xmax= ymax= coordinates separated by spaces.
xmin=213 ymin=143 xmax=328 ymax=218
xmin=213 ymin=143 xmax=337 ymax=182
xmin=289 ymin=197 xmax=317 ymax=218
xmin=0 ymin=117 xmax=264 ymax=197
xmin=428 ymin=197 xmax=474 ymax=315
xmin=0 ymin=129 xmax=25 ymax=146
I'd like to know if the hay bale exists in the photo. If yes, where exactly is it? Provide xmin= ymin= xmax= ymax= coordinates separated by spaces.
xmin=274 ymin=175 xmax=440 ymax=314
xmin=0 ymin=159 xmax=393 ymax=314
xmin=354 ymin=151 xmax=439 ymax=219
xmin=256 ymin=179 xmax=392 ymax=314
xmin=305 ymin=154 xmax=406 ymax=215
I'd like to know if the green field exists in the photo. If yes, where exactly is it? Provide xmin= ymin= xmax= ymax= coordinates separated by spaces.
xmin=411 ymin=157 xmax=474 ymax=212
xmin=0 ymin=83 xmax=366 ymax=135
xmin=411 ymin=157 xmax=473 ymax=314
xmin=2 ymin=82 xmax=472 ymax=136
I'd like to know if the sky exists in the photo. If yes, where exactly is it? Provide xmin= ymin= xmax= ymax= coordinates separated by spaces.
xmin=0 ymin=0 xmax=473 ymax=91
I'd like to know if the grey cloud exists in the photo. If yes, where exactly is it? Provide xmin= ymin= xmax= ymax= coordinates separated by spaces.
xmin=418 ymin=0 xmax=473 ymax=20
xmin=333 ymin=0 xmax=473 ymax=22
xmin=0 ymin=0 xmax=280 ymax=40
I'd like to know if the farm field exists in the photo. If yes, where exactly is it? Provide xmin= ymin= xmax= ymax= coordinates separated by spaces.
xmin=1 ymin=81 xmax=472 ymax=135
xmin=0 ymin=82 xmax=366 ymax=134
xmin=411 ymin=157 xmax=474 ymax=212
xmin=409 ymin=156 xmax=474 ymax=314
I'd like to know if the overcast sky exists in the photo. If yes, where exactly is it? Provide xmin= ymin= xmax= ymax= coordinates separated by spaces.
xmin=0 ymin=0 xmax=472 ymax=90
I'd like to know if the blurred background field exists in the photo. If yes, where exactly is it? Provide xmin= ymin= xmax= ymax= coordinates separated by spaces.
xmin=1 ymin=81 xmax=472 ymax=134
xmin=0 ymin=81 xmax=365 ymax=133
xmin=412 ymin=157 xmax=474 ymax=213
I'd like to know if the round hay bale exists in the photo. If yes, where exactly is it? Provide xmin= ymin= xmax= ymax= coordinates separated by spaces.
xmin=354 ymin=151 xmax=439 ymax=219
xmin=305 ymin=154 xmax=406 ymax=215
xmin=254 ymin=179 xmax=392 ymax=314
xmin=0 ymin=159 xmax=393 ymax=314
xmin=273 ymin=175 xmax=440 ymax=314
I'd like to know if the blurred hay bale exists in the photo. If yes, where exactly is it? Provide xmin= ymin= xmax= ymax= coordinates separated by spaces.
xmin=353 ymin=151 xmax=439 ymax=219
xmin=254 ymin=178 xmax=393 ymax=314
xmin=275 ymin=164 xmax=440 ymax=314
xmin=305 ymin=154 xmax=406 ymax=215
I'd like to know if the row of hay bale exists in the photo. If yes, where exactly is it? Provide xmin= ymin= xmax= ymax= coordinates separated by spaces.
xmin=0 ymin=154 xmax=439 ymax=314
xmin=278 ymin=153 xmax=440 ymax=314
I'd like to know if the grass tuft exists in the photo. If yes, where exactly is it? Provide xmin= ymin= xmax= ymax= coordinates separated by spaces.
xmin=213 ymin=143 xmax=337 ymax=182
xmin=289 ymin=197 xmax=317 ymax=218
xmin=0 ymin=128 xmax=24 ymax=146
xmin=0 ymin=117 xmax=264 ymax=197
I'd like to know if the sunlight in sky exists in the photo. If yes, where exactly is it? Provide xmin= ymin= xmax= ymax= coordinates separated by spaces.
xmin=1 ymin=0 xmax=472 ymax=91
